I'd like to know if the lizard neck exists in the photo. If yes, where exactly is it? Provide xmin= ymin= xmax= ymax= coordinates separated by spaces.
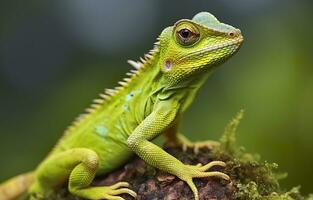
xmin=157 ymin=67 xmax=213 ymax=113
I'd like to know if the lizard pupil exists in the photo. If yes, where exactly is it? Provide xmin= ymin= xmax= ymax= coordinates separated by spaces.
xmin=180 ymin=29 xmax=191 ymax=38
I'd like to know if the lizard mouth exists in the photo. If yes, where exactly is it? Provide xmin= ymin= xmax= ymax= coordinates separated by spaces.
xmin=200 ymin=37 xmax=243 ymax=54
xmin=178 ymin=37 xmax=244 ymax=61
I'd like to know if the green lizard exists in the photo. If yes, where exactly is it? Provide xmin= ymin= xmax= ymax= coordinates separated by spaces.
xmin=0 ymin=12 xmax=243 ymax=200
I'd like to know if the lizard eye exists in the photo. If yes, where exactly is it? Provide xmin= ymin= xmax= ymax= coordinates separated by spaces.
xmin=175 ymin=23 xmax=200 ymax=46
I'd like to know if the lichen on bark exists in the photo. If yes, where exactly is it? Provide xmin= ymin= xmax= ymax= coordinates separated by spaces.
xmin=22 ymin=111 xmax=313 ymax=200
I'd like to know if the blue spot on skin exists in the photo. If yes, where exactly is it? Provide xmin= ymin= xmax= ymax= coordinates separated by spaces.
xmin=124 ymin=90 xmax=142 ymax=111
xmin=95 ymin=125 xmax=108 ymax=137
xmin=126 ymin=92 xmax=134 ymax=101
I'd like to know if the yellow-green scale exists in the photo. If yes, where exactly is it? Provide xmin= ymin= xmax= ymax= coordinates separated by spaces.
xmin=53 ymin=53 xmax=163 ymax=174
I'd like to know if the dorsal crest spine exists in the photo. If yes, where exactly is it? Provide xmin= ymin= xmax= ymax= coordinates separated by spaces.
xmin=64 ymin=38 xmax=160 ymax=134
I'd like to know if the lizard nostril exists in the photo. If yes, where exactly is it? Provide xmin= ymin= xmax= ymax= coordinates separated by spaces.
xmin=228 ymin=29 xmax=242 ymax=38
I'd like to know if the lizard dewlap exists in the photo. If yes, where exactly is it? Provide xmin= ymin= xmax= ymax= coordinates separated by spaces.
xmin=0 ymin=12 xmax=243 ymax=200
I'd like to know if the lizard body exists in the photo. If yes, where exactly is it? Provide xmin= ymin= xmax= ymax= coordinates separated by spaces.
xmin=0 ymin=12 xmax=243 ymax=200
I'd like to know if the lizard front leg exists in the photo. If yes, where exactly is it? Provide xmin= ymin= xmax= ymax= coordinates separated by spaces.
xmin=127 ymin=100 xmax=229 ymax=200
xmin=29 ymin=148 xmax=136 ymax=200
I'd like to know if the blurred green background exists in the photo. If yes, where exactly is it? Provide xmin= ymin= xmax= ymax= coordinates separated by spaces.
xmin=0 ymin=0 xmax=312 ymax=194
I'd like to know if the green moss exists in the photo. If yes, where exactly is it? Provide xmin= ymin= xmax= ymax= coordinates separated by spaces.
xmin=212 ymin=110 xmax=311 ymax=200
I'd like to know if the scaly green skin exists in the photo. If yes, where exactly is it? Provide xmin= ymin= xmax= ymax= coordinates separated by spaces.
xmin=0 ymin=12 xmax=243 ymax=200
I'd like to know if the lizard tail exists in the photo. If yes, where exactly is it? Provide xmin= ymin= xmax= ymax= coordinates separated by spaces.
xmin=0 ymin=172 xmax=34 ymax=200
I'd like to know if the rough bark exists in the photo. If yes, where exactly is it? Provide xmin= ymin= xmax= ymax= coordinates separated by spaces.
xmin=92 ymin=147 xmax=235 ymax=200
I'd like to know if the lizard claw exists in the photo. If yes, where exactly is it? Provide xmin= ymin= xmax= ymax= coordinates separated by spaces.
xmin=166 ymin=134 xmax=220 ymax=154
xmin=180 ymin=161 xmax=230 ymax=200
xmin=182 ymin=140 xmax=220 ymax=154
xmin=108 ymin=182 xmax=137 ymax=198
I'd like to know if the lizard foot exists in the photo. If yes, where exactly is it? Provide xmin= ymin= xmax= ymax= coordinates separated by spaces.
xmin=101 ymin=181 xmax=137 ymax=200
xmin=71 ymin=181 xmax=137 ymax=200
xmin=167 ymin=134 xmax=219 ymax=154
xmin=181 ymin=140 xmax=220 ymax=154
xmin=179 ymin=161 xmax=230 ymax=200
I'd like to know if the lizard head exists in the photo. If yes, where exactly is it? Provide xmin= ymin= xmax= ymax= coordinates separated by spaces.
xmin=159 ymin=12 xmax=243 ymax=85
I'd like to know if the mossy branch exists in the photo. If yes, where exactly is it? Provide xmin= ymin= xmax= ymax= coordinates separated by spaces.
xmin=22 ymin=111 xmax=312 ymax=200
